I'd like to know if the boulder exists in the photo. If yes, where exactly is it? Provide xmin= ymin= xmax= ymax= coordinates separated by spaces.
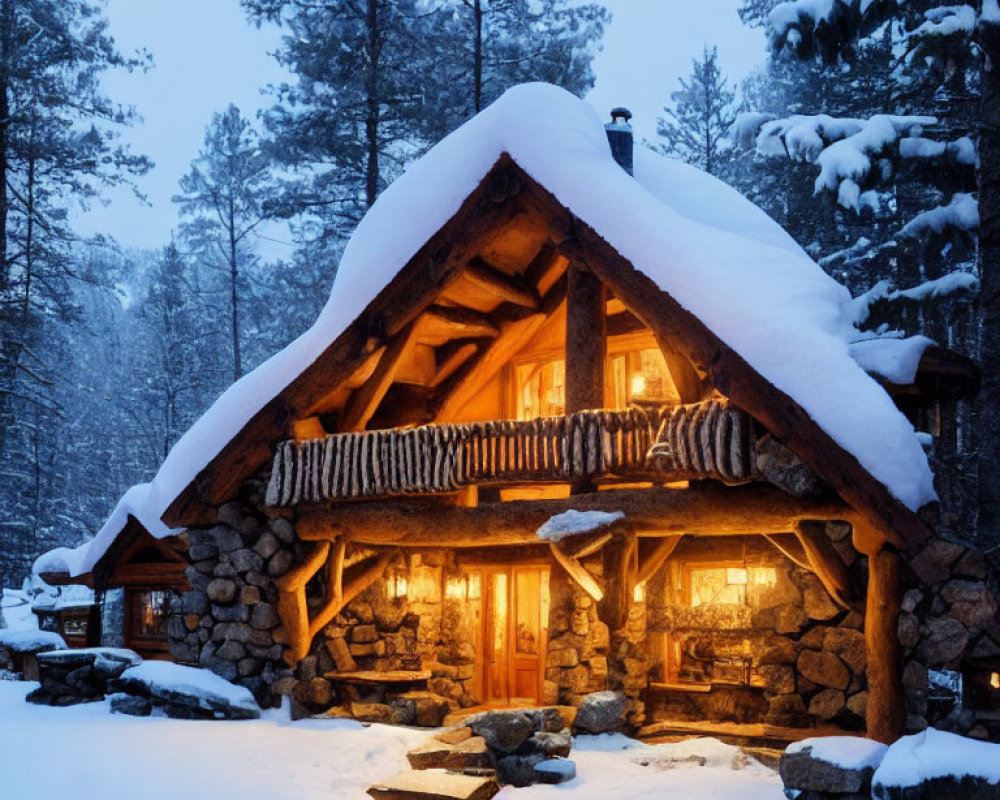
xmin=781 ymin=738 xmax=887 ymax=797
xmin=497 ymin=754 xmax=546 ymax=787
xmin=573 ymin=690 xmax=626 ymax=734
xmin=109 ymin=692 xmax=152 ymax=717
xmin=919 ymin=617 xmax=969 ymax=666
xmin=110 ymin=660 xmax=260 ymax=720
xmin=533 ymin=758 xmax=577 ymax=785
xmin=407 ymin=739 xmax=454 ymax=770
xmin=467 ymin=710 xmax=535 ymax=754
xmin=442 ymin=736 xmax=495 ymax=771
xmin=872 ymin=729 xmax=1000 ymax=800
xmin=367 ymin=770 xmax=498 ymax=800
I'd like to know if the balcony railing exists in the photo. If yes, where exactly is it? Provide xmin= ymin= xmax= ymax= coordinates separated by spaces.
xmin=265 ymin=400 xmax=759 ymax=508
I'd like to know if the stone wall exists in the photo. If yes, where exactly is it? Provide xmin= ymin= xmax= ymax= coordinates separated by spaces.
xmin=545 ymin=570 xmax=611 ymax=707
xmin=164 ymin=475 xmax=296 ymax=706
xmin=896 ymin=529 xmax=1000 ymax=738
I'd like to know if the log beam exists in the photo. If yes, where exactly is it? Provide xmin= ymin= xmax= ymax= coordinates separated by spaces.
xmin=763 ymin=533 xmax=813 ymax=571
xmin=464 ymin=258 xmax=540 ymax=309
xmin=636 ymin=535 xmax=683 ymax=586
xmin=434 ymin=274 xmax=566 ymax=421
xmin=793 ymin=520 xmax=858 ymax=610
xmin=565 ymin=262 xmax=606 ymax=494
xmin=549 ymin=542 xmax=604 ymax=601
xmin=295 ymin=485 xmax=856 ymax=548
xmin=419 ymin=305 xmax=499 ymax=343
xmin=600 ymin=531 xmax=637 ymax=631
xmin=308 ymin=551 xmax=396 ymax=639
xmin=340 ymin=319 xmax=421 ymax=432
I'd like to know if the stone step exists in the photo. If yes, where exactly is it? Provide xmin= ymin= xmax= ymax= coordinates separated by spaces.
xmin=367 ymin=770 xmax=498 ymax=800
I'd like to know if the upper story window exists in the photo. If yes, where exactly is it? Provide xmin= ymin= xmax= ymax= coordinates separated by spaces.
xmin=511 ymin=341 xmax=678 ymax=420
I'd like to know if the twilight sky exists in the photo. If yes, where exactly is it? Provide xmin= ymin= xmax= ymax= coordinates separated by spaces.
xmin=74 ymin=0 xmax=768 ymax=254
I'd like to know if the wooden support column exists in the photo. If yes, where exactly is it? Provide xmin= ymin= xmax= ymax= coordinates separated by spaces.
xmin=565 ymin=263 xmax=606 ymax=494
xmin=855 ymin=520 xmax=905 ymax=744
xmin=600 ymin=530 xmax=637 ymax=632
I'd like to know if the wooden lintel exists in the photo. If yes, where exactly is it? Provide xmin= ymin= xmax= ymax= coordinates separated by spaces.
xmin=341 ymin=319 xmax=421 ymax=432
xmin=295 ymin=485 xmax=854 ymax=548
xmin=550 ymin=541 xmax=604 ymax=601
xmin=464 ymin=258 xmax=540 ymax=309
xmin=636 ymin=535 xmax=683 ymax=586
xmin=793 ymin=520 xmax=858 ymax=610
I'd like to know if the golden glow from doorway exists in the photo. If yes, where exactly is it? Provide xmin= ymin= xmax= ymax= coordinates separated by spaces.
xmin=445 ymin=574 xmax=482 ymax=601
xmin=688 ymin=565 xmax=778 ymax=608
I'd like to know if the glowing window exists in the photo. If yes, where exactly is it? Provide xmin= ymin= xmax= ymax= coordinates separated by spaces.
xmin=516 ymin=360 xmax=565 ymax=419
xmin=609 ymin=348 xmax=676 ymax=408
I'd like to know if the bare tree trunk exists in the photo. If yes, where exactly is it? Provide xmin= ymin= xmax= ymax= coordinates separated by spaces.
xmin=229 ymin=199 xmax=241 ymax=381
xmin=473 ymin=0 xmax=483 ymax=112
xmin=977 ymin=44 xmax=1000 ymax=546
xmin=364 ymin=0 xmax=381 ymax=208
xmin=0 ymin=0 xmax=10 ymax=296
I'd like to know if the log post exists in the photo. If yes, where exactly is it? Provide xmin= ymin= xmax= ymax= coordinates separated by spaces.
xmin=600 ymin=530 xmax=636 ymax=632
xmin=864 ymin=541 xmax=905 ymax=743
xmin=565 ymin=262 xmax=605 ymax=494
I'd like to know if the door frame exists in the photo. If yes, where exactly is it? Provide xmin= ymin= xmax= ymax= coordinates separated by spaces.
xmin=462 ymin=561 xmax=550 ymax=707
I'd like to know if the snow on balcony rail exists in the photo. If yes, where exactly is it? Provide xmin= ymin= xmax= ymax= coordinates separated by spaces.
xmin=265 ymin=400 xmax=759 ymax=507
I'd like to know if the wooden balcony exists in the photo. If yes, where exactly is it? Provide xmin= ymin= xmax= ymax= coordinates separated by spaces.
xmin=265 ymin=400 xmax=760 ymax=508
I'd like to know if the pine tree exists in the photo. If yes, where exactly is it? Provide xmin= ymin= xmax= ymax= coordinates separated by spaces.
xmin=657 ymin=46 xmax=737 ymax=176
xmin=0 ymin=0 xmax=150 ymax=586
xmin=174 ymin=105 xmax=272 ymax=382
xmin=242 ymin=0 xmax=608 ymax=258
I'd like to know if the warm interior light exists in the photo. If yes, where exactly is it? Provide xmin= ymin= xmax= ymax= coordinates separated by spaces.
xmin=467 ymin=573 xmax=482 ymax=600
xmin=633 ymin=583 xmax=646 ymax=603
xmin=387 ymin=572 xmax=408 ymax=599
xmin=991 ymin=672 xmax=1000 ymax=690
xmin=630 ymin=373 xmax=647 ymax=397
xmin=726 ymin=567 xmax=748 ymax=586
xmin=445 ymin=577 xmax=465 ymax=600
xmin=750 ymin=567 xmax=777 ymax=587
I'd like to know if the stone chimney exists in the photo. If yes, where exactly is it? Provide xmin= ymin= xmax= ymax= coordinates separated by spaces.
xmin=605 ymin=107 xmax=633 ymax=176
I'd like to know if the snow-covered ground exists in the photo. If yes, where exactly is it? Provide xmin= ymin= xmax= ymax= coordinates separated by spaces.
xmin=0 ymin=680 xmax=783 ymax=800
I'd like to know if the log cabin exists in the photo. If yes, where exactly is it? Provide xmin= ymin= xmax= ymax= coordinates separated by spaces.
xmin=36 ymin=84 xmax=996 ymax=744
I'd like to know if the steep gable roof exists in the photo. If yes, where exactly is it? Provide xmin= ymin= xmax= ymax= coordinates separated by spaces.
xmin=37 ymin=83 xmax=935 ymax=579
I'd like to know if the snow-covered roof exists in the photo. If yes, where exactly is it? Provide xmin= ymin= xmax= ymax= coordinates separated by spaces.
xmin=38 ymin=82 xmax=935 ymax=579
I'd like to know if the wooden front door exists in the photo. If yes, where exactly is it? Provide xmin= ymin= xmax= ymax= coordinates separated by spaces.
xmin=476 ymin=565 xmax=550 ymax=706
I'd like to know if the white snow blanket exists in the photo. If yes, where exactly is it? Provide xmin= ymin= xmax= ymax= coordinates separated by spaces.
xmin=118 ymin=661 xmax=259 ymax=714
xmin=0 ymin=628 xmax=66 ymax=653
xmin=0 ymin=680 xmax=784 ymax=800
xmin=41 ymin=82 xmax=935 ymax=579
xmin=848 ymin=337 xmax=935 ymax=385
xmin=873 ymin=728 xmax=1000 ymax=790
xmin=537 ymin=510 xmax=625 ymax=542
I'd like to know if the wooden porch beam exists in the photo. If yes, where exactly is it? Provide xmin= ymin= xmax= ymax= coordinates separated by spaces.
xmin=295 ymin=485 xmax=855 ymax=548
xmin=464 ymin=258 xmax=540 ymax=309
xmin=793 ymin=520 xmax=858 ymax=610
xmin=340 ymin=319 xmax=422 ymax=432
xmin=549 ymin=542 xmax=604 ymax=601
xmin=636 ymin=535 xmax=683 ymax=586
xmin=429 ymin=340 xmax=481 ymax=389
xmin=307 ymin=551 xmax=395 ymax=640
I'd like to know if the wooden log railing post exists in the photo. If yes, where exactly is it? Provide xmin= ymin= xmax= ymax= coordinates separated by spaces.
xmin=565 ymin=262 xmax=605 ymax=494
xmin=856 ymin=520 xmax=905 ymax=744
